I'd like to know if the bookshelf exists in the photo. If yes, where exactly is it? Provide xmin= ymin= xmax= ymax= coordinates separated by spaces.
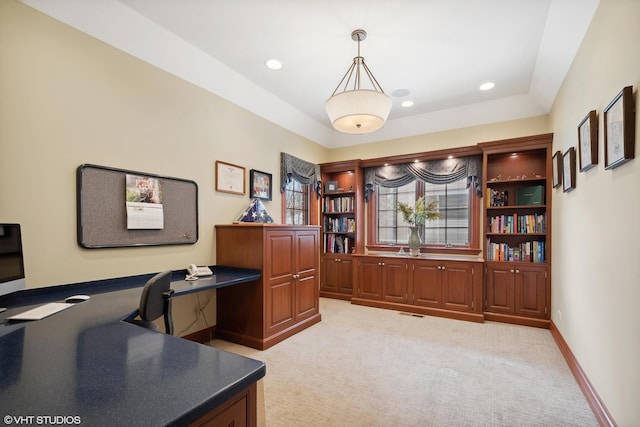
xmin=319 ymin=160 xmax=363 ymax=300
xmin=479 ymin=134 xmax=553 ymax=328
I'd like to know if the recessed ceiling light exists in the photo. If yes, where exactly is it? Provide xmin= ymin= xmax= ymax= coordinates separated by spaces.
xmin=479 ymin=82 xmax=495 ymax=91
xmin=401 ymin=100 xmax=414 ymax=108
xmin=265 ymin=59 xmax=282 ymax=70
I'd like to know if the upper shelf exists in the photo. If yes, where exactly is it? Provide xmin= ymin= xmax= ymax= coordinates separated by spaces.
xmin=486 ymin=177 xmax=546 ymax=186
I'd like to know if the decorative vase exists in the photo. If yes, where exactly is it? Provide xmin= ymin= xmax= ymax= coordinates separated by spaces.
xmin=408 ymin=226 xmax=422 ymax=256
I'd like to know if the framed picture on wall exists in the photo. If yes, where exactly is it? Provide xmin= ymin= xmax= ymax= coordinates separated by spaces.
xmin=604 ymin=86 xmax=635 ymax=169
xmin=215 ymin=160 xmax=245 ymax=195
xmin=563 ymin=147 xmax=576 ymax=192
xmin=249 ymin=169 xmax=272 ymax=200
xmin=578 ymin=110 xmax=598 ymax=171
xmin=552 ymin=150 xmax=563 ymax=188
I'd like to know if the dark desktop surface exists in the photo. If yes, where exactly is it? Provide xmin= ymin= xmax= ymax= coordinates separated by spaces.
xmin=0 ymin=266 xmax=264 ymax=426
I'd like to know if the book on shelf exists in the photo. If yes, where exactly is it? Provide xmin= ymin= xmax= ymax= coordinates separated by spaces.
xmin=488 ymin=213 xmax=546 ymax=234
xmin=487 ymin=189 xmax=508 ymax=207
xmin=323 ymin=195 xmax=354 ymax=213
xmin=486 ymin=239 xmax=545 ymax=263
xmin=324 ymin=217 xmax=356 ymax=233
xmin=324 ymin=234 xmax=351 ymax=254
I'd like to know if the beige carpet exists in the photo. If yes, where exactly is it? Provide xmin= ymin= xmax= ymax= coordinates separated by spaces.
xmin=210 ymin=298 xmax=597 ymax=427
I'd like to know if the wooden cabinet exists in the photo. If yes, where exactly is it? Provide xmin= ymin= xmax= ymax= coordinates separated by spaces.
xmin=320 ymin=254 xmax=354 ymax=300
xmin=411 ymin=260 xmax=441 ymax=308
xmin=352 ymin=255 xmax=483 ymax=323
xmin=411 ymin=259 xmax=477 ymax=313
xmin=381 ymin=258 xmax=410 ymax=304
xmin=479 ymin=134 xmax=552 ymax=328
xmin=411 ymin=259 xmax=482 ymax=317
xmin=215 ymin=224 xmax=321 ymax=350
xmin=319 ymin=160 xmax=363 ymax=300
xmin=354 ymin=256 xmax=409 ymax=303
xmin=485 ymin=263 xmax=548 ymax=323
xmin=356 ymin=256 xmax=384 ymax=300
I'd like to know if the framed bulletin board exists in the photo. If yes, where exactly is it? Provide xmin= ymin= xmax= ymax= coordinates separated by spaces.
xmin=77 ymin=164 xmax=198 ymax=248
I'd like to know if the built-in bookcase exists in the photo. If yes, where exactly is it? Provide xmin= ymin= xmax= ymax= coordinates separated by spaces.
xmin=479 ymin=134 xmax=553 ymax=328
xmin=318 ymin=160 xmax=363 ymax=300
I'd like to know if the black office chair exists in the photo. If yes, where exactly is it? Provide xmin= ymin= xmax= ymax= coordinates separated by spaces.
xmin=133 ymin=270 xmax=175 ymax=335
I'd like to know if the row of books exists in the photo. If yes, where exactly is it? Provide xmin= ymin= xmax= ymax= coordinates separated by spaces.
xmin=324 ymin=235 xmax=352 ymax=254
xmin=323 ymin=196 xmax=354 ymax=213
xmin=488 ymin=213 xmax=546 ymax=234
xmin=486 ymin=240 xmax=545 ymax=263
xmin=324 ymin=217 xmax=356 ymax=233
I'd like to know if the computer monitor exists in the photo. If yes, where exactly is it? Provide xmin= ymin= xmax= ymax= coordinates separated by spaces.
xmin=0 ymin=224 xmax=26 ymax=299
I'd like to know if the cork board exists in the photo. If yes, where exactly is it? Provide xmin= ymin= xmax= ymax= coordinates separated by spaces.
xmin=77 ymin=164 xmax=198 ymax=248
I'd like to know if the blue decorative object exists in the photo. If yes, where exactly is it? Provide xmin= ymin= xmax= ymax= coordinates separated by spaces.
xmin=236 ymin=198 xmax=274 ymax=223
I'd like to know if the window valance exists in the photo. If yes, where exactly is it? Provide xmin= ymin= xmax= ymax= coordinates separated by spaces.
xmin=364 ymin=155 xmax=483 ymax=201
xmin=280 ymin=152 xmax=321 ymax=196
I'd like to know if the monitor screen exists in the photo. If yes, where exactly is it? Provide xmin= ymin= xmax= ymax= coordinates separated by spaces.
xmin=0 ymin=224 xmax=26 ymax=297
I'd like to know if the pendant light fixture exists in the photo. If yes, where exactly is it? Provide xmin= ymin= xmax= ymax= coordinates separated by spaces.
xmin=325 ymin=29 xmax=392 ymax=134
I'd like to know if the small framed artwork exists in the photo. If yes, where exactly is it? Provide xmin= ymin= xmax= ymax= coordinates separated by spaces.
xmin=215 ymin=160 xmax=245 ymax=195
xmin=552 ymin=150 xmax=563 ymax=188
xmin=578 ymin=110 xmax=598 ymax=171
xmin=325 ymin=180 xmax=338 ymax=193
xmin=562 ymin=147 xmax=576 ymax=192
xmin=249 ymin=169 xmax=272 ymax=200
xmin=604 ymin=86 xmax=635 ymax=169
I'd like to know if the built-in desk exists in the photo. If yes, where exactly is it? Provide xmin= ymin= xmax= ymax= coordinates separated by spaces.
xmin=0 ymin=266 xmax=265 ymax=427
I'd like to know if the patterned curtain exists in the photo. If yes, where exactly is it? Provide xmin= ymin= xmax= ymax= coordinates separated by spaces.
xmin=364 ymin=155 xmax=483 ymax=201
xmin=280 ymin=152 xmax=322 ymax=197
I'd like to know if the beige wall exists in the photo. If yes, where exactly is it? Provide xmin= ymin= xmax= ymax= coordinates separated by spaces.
xmin=1 ymin=0 xmax=638 ymax=423
xmin=547 ymin=0 xmax=640 ymax=424
xmin=0 ymin=0 xmax=329 ymax=286
xmin=0 ymin=1 xmax=328 ymax=335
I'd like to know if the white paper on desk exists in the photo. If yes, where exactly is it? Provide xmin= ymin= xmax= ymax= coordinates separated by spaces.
xmin=126 ymin=202 xmax=164 ymax=229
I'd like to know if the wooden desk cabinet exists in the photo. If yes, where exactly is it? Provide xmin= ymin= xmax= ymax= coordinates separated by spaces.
xmin=190 ymin=383 xmax=257 ymax=427
xmin=215 ymin=224 xmax=321 ymax=350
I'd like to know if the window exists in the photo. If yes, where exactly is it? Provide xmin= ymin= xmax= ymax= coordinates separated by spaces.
xmin=284 ymin=178 xmax=309 ymax=225
xmin=376 ymin=177 xmax=471 ymax=248
xmin=424 ymin=179 xmax=470 ymax=246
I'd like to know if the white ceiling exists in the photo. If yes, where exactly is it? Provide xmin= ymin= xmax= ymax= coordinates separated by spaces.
xmin=21 ymin=0 xmax=599 ymax=148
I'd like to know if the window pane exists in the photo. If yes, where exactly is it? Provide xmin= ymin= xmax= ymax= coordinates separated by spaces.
xmin=285 ymin=178 xmax=309 ymax=225
xmin=376 ymin=182 xmax=415 ymax=245
xmin=424 ymin=179 xmax=469 ymax=246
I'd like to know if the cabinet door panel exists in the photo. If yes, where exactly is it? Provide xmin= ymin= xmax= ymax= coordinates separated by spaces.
xmin=442 ymin=263 xmax=473 ymax=312
xmin=267 ymin=233 xmax=295 ymax=278
xmin=382 ymin=260 xmax=407 ymax=303
xmin=296 ymin=274 xmax=318 ymax=320
xmin=411 ymin=261 xmax=441 ymax=307
xmin=336 ymin=258 xmax=354 ymax=294
xmin=267 ymin=279 xmax=295 ymax=333
xmin=515 ymin=267 xmax=546 ymax=318
xmin=358 ymin=259 xmax=382 ymax=299
xmin=296 ymin=231 xmax=318 ymax=274
xmin=320 ymin=256 xmax=339 ymax=292
xmin=486 ymin=266 xmax=515 ymax=314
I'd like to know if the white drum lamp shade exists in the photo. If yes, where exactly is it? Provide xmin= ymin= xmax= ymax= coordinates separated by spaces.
xmin=325 ymin=29 xmax=391 ymax=135
xmin=325 ymin=90 xmax=392 ymax=134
